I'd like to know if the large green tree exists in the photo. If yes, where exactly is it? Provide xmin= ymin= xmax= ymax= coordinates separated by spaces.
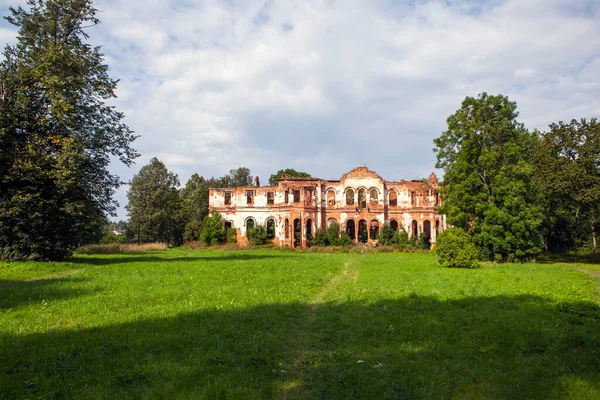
xmin=534 ymin=118 xmax=600 ymax=251
xmin=0 ymin=0 xmax=138 ymax=260
xmin=126 ymin=158 xmax=180 ymax=245
xmin=268 ymin=168 xmax=311 ymax=185
xmin=434 ymin=93 xmax=542 ymax=262
xmin=178 ymin=167 xmax=253 ymax=242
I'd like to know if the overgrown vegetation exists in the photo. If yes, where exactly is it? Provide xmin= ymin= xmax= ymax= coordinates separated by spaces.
xmin=435 ymin=228 xmax=479 ymax=268
xmin=1 ymin=249 xmax=598 ymax=398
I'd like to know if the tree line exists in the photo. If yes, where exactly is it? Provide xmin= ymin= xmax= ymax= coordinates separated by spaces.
xmin=0 ymin=1 xmax=597 ymax=262
xmin=434 ymin=93 xmax=599 ymax=262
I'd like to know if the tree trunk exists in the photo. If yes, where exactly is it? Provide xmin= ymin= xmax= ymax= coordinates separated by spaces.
xmin=591 ymin=212 xmax=597 ymax=252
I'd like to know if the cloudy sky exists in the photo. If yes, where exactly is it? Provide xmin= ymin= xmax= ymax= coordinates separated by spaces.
xmin=1 ymin=0 xmax=600 ymax=220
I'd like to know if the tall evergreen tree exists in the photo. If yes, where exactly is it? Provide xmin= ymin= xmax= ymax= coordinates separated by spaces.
xmin=0 ymin=0 xmax=138 ymax=260
xmin=126 ymin=158 xmax=180 ymax=245
xmin=434 ymin=93 xmax=542 ymax=262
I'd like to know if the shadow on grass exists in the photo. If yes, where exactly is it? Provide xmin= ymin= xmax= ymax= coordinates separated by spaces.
xmin=69 ymin=253 xmax=293 ymax=266
xmin=1 ymin=295 xmax=599 ymax=398
xmin=538 ymin=252 xmax=600 ymax=264
xmin=0 ymin=277 xmax=94 ymax=310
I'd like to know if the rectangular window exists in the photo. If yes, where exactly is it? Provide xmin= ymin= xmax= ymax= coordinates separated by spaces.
xmin=285 ymin=190 xmax=289 ymax=203
xmin=293 ymin=189 xmax=300 ymax=203
xmin=246 ymin=190 xmax=254 ymax=205
xmin=267 ymin=191 xmax=274 ymax=205
xmin=224 ymin=192 xmax=231 ymax=205
xmin=306 ymin=189 xmax=313 ymax=204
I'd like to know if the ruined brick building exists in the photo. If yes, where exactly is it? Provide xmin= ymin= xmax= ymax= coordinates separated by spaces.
xmin=209 ymin=167 xmax=446 ymax=247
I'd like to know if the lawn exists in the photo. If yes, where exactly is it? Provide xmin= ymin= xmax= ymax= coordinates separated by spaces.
xmin=1 ymin=249 xmax=599 ymax=399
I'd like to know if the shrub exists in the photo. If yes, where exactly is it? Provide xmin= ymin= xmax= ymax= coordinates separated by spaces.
xmin=394 ymin=230 xmax=410 ymax=248
xmin=312 ymin=230 xmax=328 ymax=246
xmin=435 ymin=228 xmax=479 ymax=268
xmin=101 ymin=233 xmax=127 ymax=244
xmin=201 ymin=211 xmax=225 ymax=245
xmin=247 ymin=225 xmax=267 ymax=245
xmin=184 ymin=219 xmax=203 ymax=242
xmin=226 ymin=228 xmax=237 ymax=244
xmin=377 ymin=223 xmax=396 ymax=245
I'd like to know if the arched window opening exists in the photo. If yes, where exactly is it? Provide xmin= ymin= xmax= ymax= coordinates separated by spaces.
xmin=327 ymin=190 xmax=336 ymax=206
xmin=411 ymin=220 xmax=418 ymax=238
xmin=246 ymin=218 xmax=255 ymax=230
xmin=266 ymin=218 xmax=275 ymax=240
xmin=225 ymin=221 xmax=233 ymax=231
xmin=369 ymin=188 xmax=378 ymax=205
xmin=306 ymin=219 xmax=313 ymax=245
xmin=358 ymin=189 xmax=367 ymax=208
xmin=293 ymin=218 xmax=302 ymax=247
xmin=328 ymin=218 xmax=338 ymax=227
xmin=390 ymin=219 xmax=399 ymax=231
xmin=423 ymin=220 xmax=432 ymax=248
xmin=369 ymin=220 xmax=380 ymax=240
xmin=435 ymin=220 xmax=440 ymax=235
xmin=285 ymin=219 xmax=289 ymax=239
xmin=389 ymin=190 xmax=398 ymax=207
xmin=346 ymin=220 xmax=356 ymax=241
xmin=358 ymin=220 xmax=368 ymax=243
xmin=411 ymin=191 xmax=417 ymax=206
xmin=346 ymin=189 xmax=355 ymax=205
xmin=267 ymin=192 xmax=274 ymax=205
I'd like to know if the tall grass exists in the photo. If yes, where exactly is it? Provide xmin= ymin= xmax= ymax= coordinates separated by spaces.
xmin=76 ymin=243 xmax=168 ymax=254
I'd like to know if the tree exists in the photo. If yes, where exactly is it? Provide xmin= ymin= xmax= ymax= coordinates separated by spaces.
xmin=223 ymin=167 xmax=253 ymax=187
xmin=268 ymin=168 xmax=312 ymax=185
xmin=126 ymin=158 xmax=180 ymax=245
xmin=201 ymin=210 xmax=225 ymax=245
xmin=434 ymin=93 xmax=542 ymax=262
xmin=534 ymin=118 xmax=600 ymax=251
xmin=0 ymin=0 xmax=138 ymax=260
xmin=435 ymin=228 xmax=479 ymax=268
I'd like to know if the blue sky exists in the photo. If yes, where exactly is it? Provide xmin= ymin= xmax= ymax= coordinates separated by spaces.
xmin=2 ymin=0 xmax=600 ymax=220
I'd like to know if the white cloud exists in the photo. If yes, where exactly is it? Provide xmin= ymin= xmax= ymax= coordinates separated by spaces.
xmin=1 ymin=0 xmax=600 ymax=220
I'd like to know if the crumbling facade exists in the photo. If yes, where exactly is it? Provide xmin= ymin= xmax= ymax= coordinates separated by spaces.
xmin=209 ymin=167 xmax=446 ymax=247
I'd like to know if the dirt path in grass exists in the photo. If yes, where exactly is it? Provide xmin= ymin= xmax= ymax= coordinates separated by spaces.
xmin=579 ymin=269 xmax=600 ymax=278
xmin=280 ymin=258 xmax=359 ymax=398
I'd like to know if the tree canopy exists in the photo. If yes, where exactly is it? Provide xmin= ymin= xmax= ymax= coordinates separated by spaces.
xmin=534 ymin=118 xmax=600 ymax=251
xmin=126 ymin=158 xmax=180 ymax=245
xmin=434 ymin=93 xmax=542 ymax=262
xmin=0 ymin=0 xmax=137 ymax=260
xmin=268 ymin=169 xmax=312 ymax=185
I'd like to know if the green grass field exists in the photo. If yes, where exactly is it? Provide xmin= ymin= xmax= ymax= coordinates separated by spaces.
xmin=1 ymin=249 xmax=600 ymax=399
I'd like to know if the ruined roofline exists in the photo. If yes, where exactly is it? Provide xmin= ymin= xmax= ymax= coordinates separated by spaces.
xmin=211 ymin=185 xmax=278 ymax=191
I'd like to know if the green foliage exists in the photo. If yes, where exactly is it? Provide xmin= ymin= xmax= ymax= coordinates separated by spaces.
xmin=534 ymin=118 xmax=600 ymax=252
xmin=312 ymin=222 xmax=351 ymax=246
xmin=200 ymin=210 xmax=225 ymax=245
xmin=246 ymin=225 xmax=268 ymax=246
xmin=312 ymin=230 xmax=328 ymax=246
xmin=435 ymin=228 xmax=479 ymax=268
xmin=434 ymin=93 xmax=542 ymax=262
xmin=101 ymin=233 xmax=127 ymax=244
xmin=377 ymin=223 xmax=396 ymax=245
xmin=394 ymin=230 xmax=411 ymax=248
xmin=0 ymin=0 xmax=138 ymax=260
xmin=226 ymin=228 xmax=237 ymax=244
xmin=268 ymin=168 xmax=312 ymax=185
xmin=126 ymin=158 xmax=181 ymax=245
xmin=183 ymin=219 xmax=203 ymax=243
